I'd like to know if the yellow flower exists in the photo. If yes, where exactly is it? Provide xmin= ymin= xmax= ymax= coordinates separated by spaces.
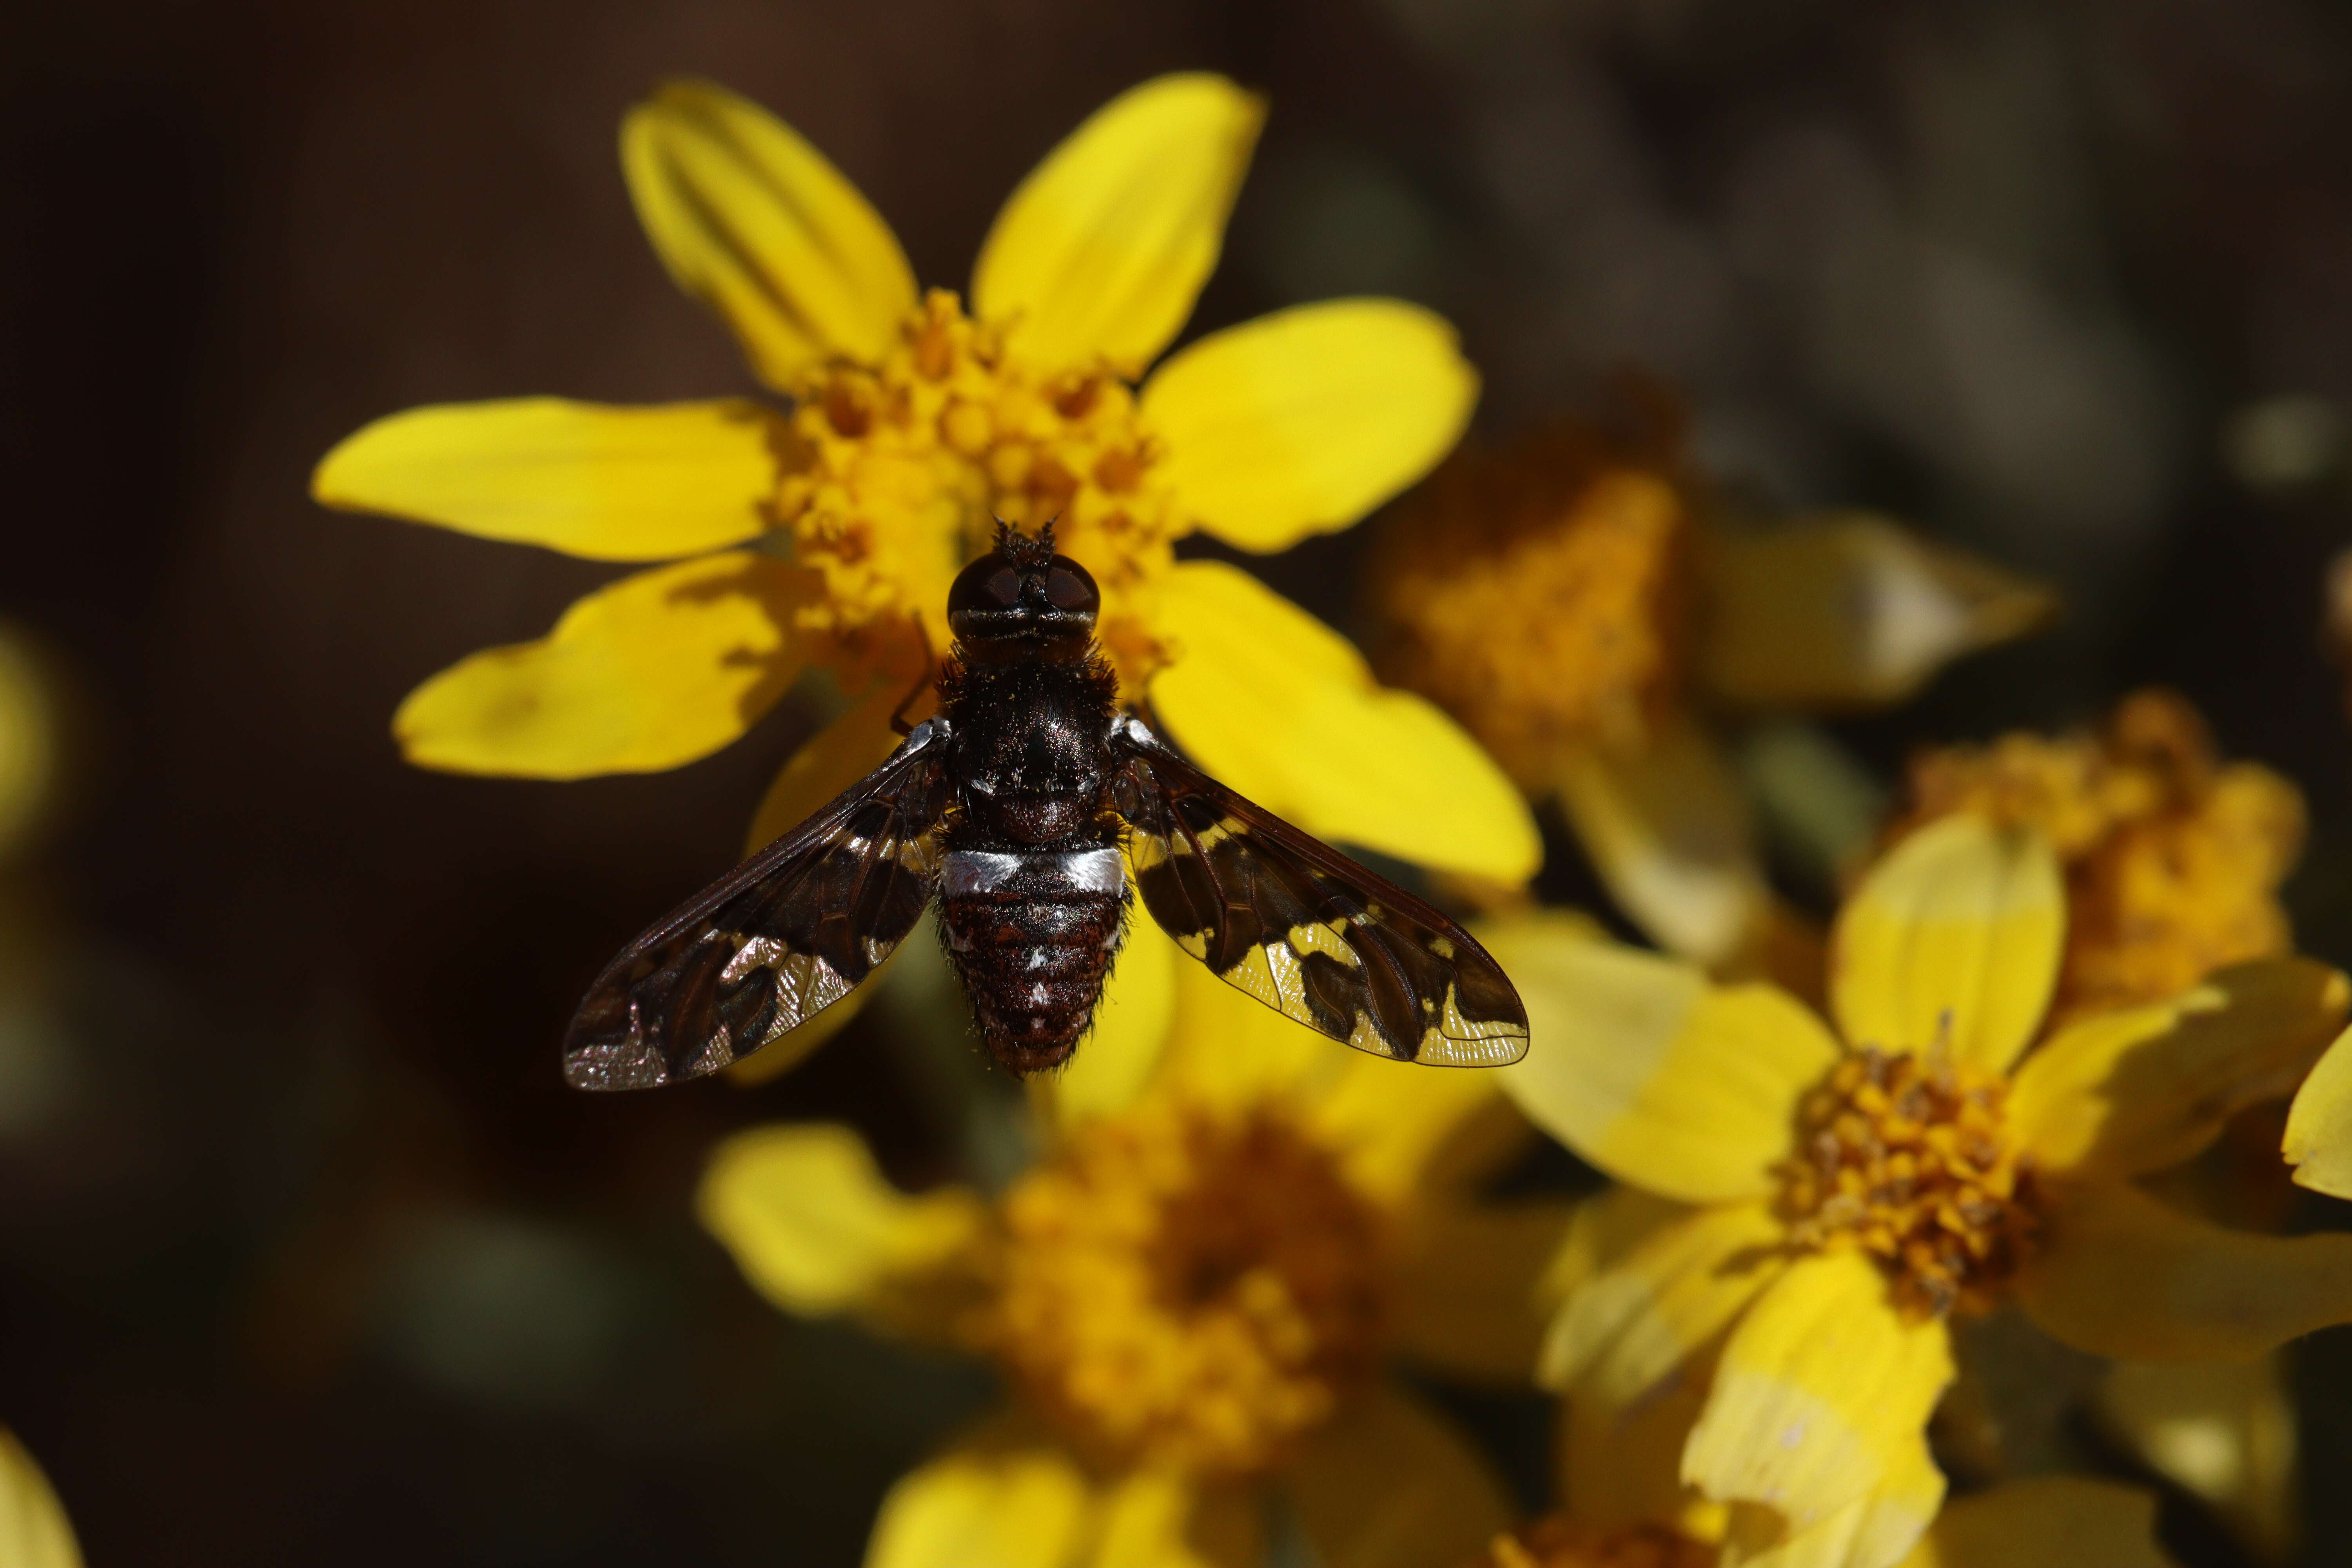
xmin=1487 ymin=815 xmax=2352 ymax=1568
xmin=1882 ymin=689 xmax=2304 ymax=1025
xmin=1363 ymin=412 xmax=2051 ymax=967
xmin=695 ymin=918 xmax=1570 ymax=1568
xmin=312 ymin=74 xmax=1531 ymax=894
xmin=0 ymin=1427 xmax=80 ymax=1568
xmin=1465 ymin=1478 xmax=2177 ymax=1568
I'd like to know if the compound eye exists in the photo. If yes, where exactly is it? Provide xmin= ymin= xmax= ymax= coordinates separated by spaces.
xmin=1042 ymin=561 xmax=1099 ymax=614
xmin=947 ymin=557 xmax=1027 ymax=619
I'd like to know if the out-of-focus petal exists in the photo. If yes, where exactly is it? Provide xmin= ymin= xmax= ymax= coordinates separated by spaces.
xmin=1287 ymin=1386 xmax=1514 ymax=1568
xmin=622 ymin=79 xmax=916 ymax=387
xmin=865 ymin=1412 xmax=1095 ymax=1568
xmin=1558 ymin=1352 xmax=1716 ymax=1533
xmin=697 ymin=1122 xmax=987 ymax=1338
xmin=1388 ymin=1197 xmax=1583 ymax=1385
xmin=1486 ymin=920 xmax=1834 ymax=1203
xmin=312 ymin=398 xmax=776 ymax=561
xmin=1552 ymin=719 xmax=1772 ymax=968
xmin=1143 ymin=300 xmax=1477 ymax=552
xmin=1309 ymin=1049 xmax=1516 ymax=1209
xmin=2284 ymin=1024 xmax=2352 ymax=1199
xmin=1831 ymin=815 xmax=2062 ymax=1073
xmin=1901 ymin=1476 xmax=2172 ymax=1568
xmin=2011 ymin=958 xmax=2350 ymax=1178
xmin=1149 ymin=561 xmax=1540 ymax=880
xmin=1543 ymin=1202 xmax=1787 ymax=1403
xmin=2091 ymin=1359 xmax=2294 ymax=1563
xmin=0 ymin=1429 xmax=80 ymax=1568
xmin=2016 ymin=1177 xmax=2352 ymax=1362
xmin=393 ymin=553 xmax=813 ymax=778
xmin=972 ymin=73 xmax=1263 ymax=376
xmin=1684 ymin=1251 xmax=1953 ymax=1530
xmin=1695 ymin=515 xmax=2054 ymax=709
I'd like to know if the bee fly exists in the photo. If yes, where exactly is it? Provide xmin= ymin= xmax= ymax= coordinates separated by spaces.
xmin=563 ymin=524 xmax=1530 ymax=1088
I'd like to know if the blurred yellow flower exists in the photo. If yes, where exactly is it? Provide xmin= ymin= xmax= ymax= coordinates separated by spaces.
xmin=1488 ymin=815 xmax=2352 ymax=1568
xmin=1364 ymin=412 xmax=2051 ymax=969
xmin=696 ymin=920 xmax=1573 ymax=1568
xmin=313 ymin=74 xmax=1532 ymax=895
xmin=0 ymin=1427 xmax=80 ymax=1568
xmin=1466 ymin=1477 xmax=2175 ymax=1568
xmin=1883 ymin=689 xmax=2303 ymax=1025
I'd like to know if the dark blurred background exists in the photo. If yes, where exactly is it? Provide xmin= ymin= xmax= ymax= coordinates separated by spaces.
xmin=8 ymin=0 xmax=2352 ymax=1563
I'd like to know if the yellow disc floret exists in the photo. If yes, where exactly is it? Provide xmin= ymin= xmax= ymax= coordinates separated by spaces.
xmin=983 ymin=1098 xmax=1385 ymax=1475
xmin=1365 ymin=420 xmax=1690 ymax=781
xmin=1779 ymin=1049 xmax=2036 ymax=1322
xmin=1889 ymin=690 xmax=2304 ymax=1022
xmin=776 ymin=289 xmax=1181 ymax=692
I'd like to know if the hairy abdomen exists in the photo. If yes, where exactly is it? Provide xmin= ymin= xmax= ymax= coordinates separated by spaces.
xmin=939 ymin=848 xmax=1126 ymax=1075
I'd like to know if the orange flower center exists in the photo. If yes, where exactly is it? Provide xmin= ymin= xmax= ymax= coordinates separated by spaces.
xmin=1889 ymin=690 xmax=2304 ymax=1023
xmin=1473 ymin=1515 xmax=1715 ymax=1568
xmin=984 ymin=1099 xmax=1385 ymax=1475
xmin=1777 ymin=1048 xmax=2036 ymax=1321
xmin=1365 ymin=421 xmax=1688 ymax=781
xmin=773 ymin=289 xmax=1180 ymax=693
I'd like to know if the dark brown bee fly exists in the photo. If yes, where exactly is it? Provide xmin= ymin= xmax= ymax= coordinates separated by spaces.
xmin=562 ymin=524 xmax=1530 ymax=1088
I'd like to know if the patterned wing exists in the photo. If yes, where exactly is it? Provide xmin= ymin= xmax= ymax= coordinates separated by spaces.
xmin=562 ymin=722 xmax=954 ymax=1090
xmin=1109 ymin=717 xmax=1528 ymax=1066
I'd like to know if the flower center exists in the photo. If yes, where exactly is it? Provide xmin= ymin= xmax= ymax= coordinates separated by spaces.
xmin=985 ymin=1100 xmax=1385 ymax=1475
xmin=1365 ymin=422 xmax=1688 ymax=782
xmin=774 ymin=289 xmax=1180 ymax=693
xmin=1889 ymin=690 xmax=2303 ymax=1022
xmin=1478 ymin=1516 xmax=1715 ymax=1568
xmin=1777 ymin=1048 xmax=2036 ymax=1321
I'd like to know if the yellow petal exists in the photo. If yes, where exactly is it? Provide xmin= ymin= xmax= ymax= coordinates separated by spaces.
xmin=746 ymin=685 xmax=910 ymax=854
xmin=1144 ymin=300 xmax=1477 ymax=552
xmin=394 ymin=553 xmax=811 ymax=778
xmin=1830 ymin=814 xmax=2063 ymax=1073
xmin=1685 ymin=1250 xmax=1954 ymax=1529
xmin=622 ymin=79 xmax=916 ymax=388
xmin=972 ymin=73 xmax=1263 ymax=376
xmin=865 ymin=1411 xmax=1093 ymax=1568
xmin=1310 ymin=1048 xmax=1518 ymax=1208
xmin=312 ymin=398 xmax=775 ymax=561
xmin=1543 ymin=1202 xmax=1788 ymax=1404
xmin=697 ymin=1122 xmax=986 ymax=1338
xmin=1155 ymin=933 xmax=1336 ymax=1107
xmin=1726 ymin=1439 xmax=1944 ymax=1568
xmin=2011 ymin=958 xmax=2350 ymax=1178
xmin=1094 ymin=1471 xmax=1261 ymax=1568
xmin=2285 ymin=1024 xmax=2352 ymax=1199
xmin=0 ymin=1429 xmax=80 ymax=1568
xmin=1551 ymin=720 xmax=1772 ymax=968
xmin=2017 ymin=1176 xmax=2352 ymax=1361
xmin=1487 ymin=917 xmax=1835 ymax=1203
xmin=2091 ymin=1359 xmax=2293 ymax=1563
xmin=1696 ymin=515 xmax=2055 ymax=709
xmin=1387 ymin=1197 xmax=1583 ymax=1384
xmin=1904 ymin=1477 xmax=2170 ymax=1568
xmin=1046 ymin=887 xmax=1181 ymax=1125
xmin=1149 ymin=560 xmax=1541 ymax=880
xmin=1287 ymin=1386 xmax=1514 ymax=1568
